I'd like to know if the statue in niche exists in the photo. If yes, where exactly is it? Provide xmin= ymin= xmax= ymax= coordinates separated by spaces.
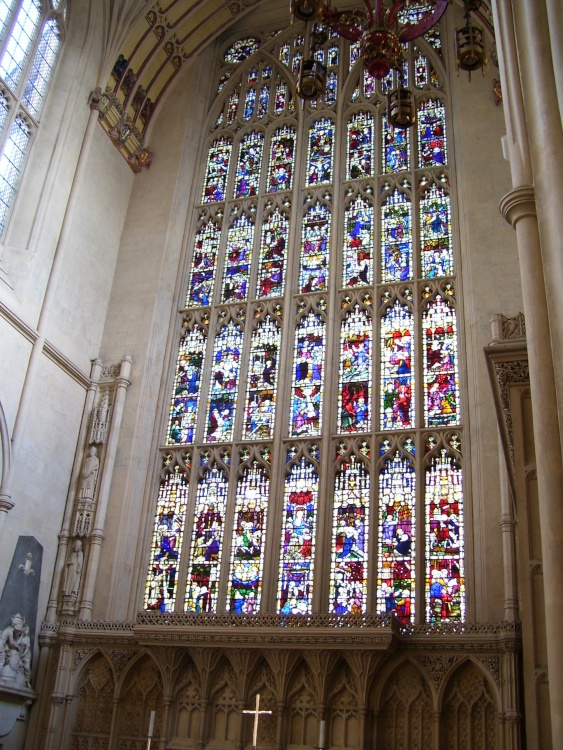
xmin=78 ymin=447 xmax=100 ymax=501
xmin=0 ymin=613 xmax=31 ymax=688
xmin=90 ymin=389 xmax=111 ymax=444
xmin=63 ymin=540 xmax=84 ymax=598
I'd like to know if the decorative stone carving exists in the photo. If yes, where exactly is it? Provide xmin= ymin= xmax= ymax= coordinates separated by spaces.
xmin=0 ymin=613 xmax=31 ymax=688
xmin=78 ymin=447 xmax=100 ymax=501
xmin=18 ymin=553 xmax=35 ymax=576
xmin=500 ymin=312 xmax=526 ymax=340
xmin=493 ymin=359 xmax=530 ymax=467
xmin=90 ymin=390 xmax=111 ymax=445
xmin=414 ymin=654 xmax=460 ymax=685
xmin=62 ymin=540 xmax=84 ymax=600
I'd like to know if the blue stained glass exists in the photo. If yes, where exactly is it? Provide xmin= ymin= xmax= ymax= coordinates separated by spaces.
xmin=381 ymin=190 xmax=412 ymax=282
xmin=418 ymin=99 xmax=447 ymax=168
xmin=205 ymin=322 xmax=244 ymax=442
xmin=328 ymin=44 xmax=338 ymax=66
xmin=268 ymin=125 xmax=295 ymax=192
xmin=383 ymin=114 xmax=410 ymax=173
xmin=257 ymin=85 xmax=269 ymax=118
xmin=227 ymin=89 xmax=239 ymax=124
xmin=186 ymin=221 xmax=221 ymax=307
xmin=420 ymin=184 xmax=453 ymax=277
xmin=423 ymin=294 xmax=459 ymax=427
xmin=363 ymin=69 xmax=376 ymax=97
xmin=224 ymin=38 xmax=259 ymax=63
xmin=234 ymin=131 xmax=264 ymax=198
xmin=275 ymin=82 xmax=287 ymax=113
xmin=381 ymin=302 xmax=415 ymax=430
xmin=290 ymin=312 xmax=326 ymax=436
xmin=326 ymin=71 xmax=338 ymax=104
xmin=277 ymin=458 xmax=319 ymax=614
xmin=350 ymin=42 xmax=359 ymax=68
xmin=167 ymin=326 xmax=207 ymax=444
xmin=329 ymin=455 xmax=370 ymax=613
xmin=243 ymin=316 xmax=281 ymax=440
xmin=248 ymin=68 xmax=258 ymax=83
xmin=227 ymin=464 xmax=269 ymax=612
xmin=306 ymin=118 xmax=334 ymax=185
xmin=414 ymin=52 xmax=428 ymax=88
xmin=299 ymin=202 xmax=331 ymax=293
xmin=343 ymin=196 xmax=373 ymax=287
xmin=202 ymin=138 xmax=232 ymax=204
xmin=185 ymin=465 xmax=229 ymax=612
xmin=222 ymin=213 xmax=255 ymax=302
xmin=243 ymin=88 xmax=256 ymax=120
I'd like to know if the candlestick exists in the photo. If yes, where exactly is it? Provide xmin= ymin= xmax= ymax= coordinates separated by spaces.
xmin=319 ymin=719 xmax=326 ymax=748
xmin=148 ymin=710 xmax=155 ymax=737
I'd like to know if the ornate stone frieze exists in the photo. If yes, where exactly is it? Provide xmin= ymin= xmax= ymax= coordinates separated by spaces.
xmin=413 ymin=654 xmax=460 ymax=685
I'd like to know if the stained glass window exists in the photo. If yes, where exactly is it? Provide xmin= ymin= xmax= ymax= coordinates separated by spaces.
xmin=145 ymin=466 xmax=190 ymax=612
xmin=257 ymin=208 xmax=289 ymax=298
xmin=277 ymin=456 xmax=319 ymax=614
xmin=423 ymin=293 xmax=459 ymax=427
xmin=329 ymin=453 xmax=370 ymax=613
xmin=381 ymin=190 xmax=412 ymax=282
xmin=222 ymin=213 xmax=255 ymax=302
xmin=268 ymin=125 xmax=295 ymax=192
xmin=185 ymin=464 xmax=229 ymax=612
xmin=167 ymin=326 xmax=207 ymax=445
xmin=243 ymin=316 xmax=282 ymax=440
xmin=338 ymin=306 xmax=372 ymax=432
xmin=224 ymin=37 xmax=259 ymax=63
xmin=306 ymin=118 xmax=334 ymax=185
xmin=147 ymin=29 xmax=464 ymax=624
xmin=205 ymin=322 xmax=244 ymax=442
xmin=380 ymin=301 xmax=415 ymax=430
xmin=186 ymin=220 xmax=221 ymax=307
xmin=290 ymin=311 xmax=326 ymax=437
xmin=343 ymin=195 xmax=373 ymax=287
xmin=420 ymin=184 xmax=453 ymax=277
xmin=299 ymin=202 xmax=331 ymax=293
xmin=234 ymin=131 xmax=263 ymax=198
xmin=347 ymin=111 xmax=373 ymax=179
xmin=202 ymin=137 xmax=232 ymax=204
xmin=227 ymin=463 xmax=269 ymax=612
xmin=426 ymin=448 xmax=464 ymax=622
xmin=377 ymin=451 xmax=416 ymax=623
xmin=418 ymin=99 xmax=447 ymax=168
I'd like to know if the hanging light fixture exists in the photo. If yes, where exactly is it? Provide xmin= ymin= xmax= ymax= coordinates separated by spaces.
xmin=296 ymin=24 xmax=328 ymax=101
xmin=388 ymin=84 xmax=416 ymax=128
xmin=290 ymin=0 xmax=324 ymax=22
xmin=455 ymin=0 xmax=487 ymax=76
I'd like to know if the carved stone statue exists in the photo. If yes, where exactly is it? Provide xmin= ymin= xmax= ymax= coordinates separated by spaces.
xmin=63 ymin=540 xmax=84 ymax=598
xmin=0 ymin=613 xmax=31 ymax=688
xmin=90 ymin=389 xmax=111 ymax=444
xmin=78 ymin=447 xmax=99 ymax=501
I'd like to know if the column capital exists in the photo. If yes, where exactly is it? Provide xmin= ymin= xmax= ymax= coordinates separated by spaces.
xmin=0 ymin=492 xmax=14 ymax=513
xmin=499 ymin=185 xmax=536 ymax=227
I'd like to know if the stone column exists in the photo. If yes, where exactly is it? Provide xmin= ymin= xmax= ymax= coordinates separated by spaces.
xmin=78 ymin=355 xmax=132 ymax=619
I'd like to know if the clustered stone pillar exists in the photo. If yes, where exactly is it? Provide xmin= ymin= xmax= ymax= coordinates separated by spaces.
xmin=493 ymin=0 xmax=563 ymax=739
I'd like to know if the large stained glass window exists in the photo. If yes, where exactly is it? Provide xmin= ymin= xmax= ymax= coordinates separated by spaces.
xmin=146 ymin=26 xmax=465 ymax=624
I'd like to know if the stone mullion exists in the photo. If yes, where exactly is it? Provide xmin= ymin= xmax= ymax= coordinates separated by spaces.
xmin=216 ymin=445 xmax=241 ymax=613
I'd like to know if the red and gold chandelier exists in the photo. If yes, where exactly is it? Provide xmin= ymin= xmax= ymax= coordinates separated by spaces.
xmin=292 ymin=0 xmax=449 ymax=79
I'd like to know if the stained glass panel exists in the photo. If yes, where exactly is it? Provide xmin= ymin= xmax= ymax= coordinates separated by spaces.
xmin=243 ymin=316 xmax=282 ymax=439
xmin=347 ymin=111 xmax=373 ymax=179
xmin=382 ymin=115 xmax=409 ymax=173
xmin=306 ymin=118 xmax=334 ymax=185
xmin=299 ymin=202 xmax=331 ymax=293
xmin=186 ymin=220 xmax=221 ymax=307
xmin=243 ymin=88 xmax=256 ymax=120
xmin=279 ymin=43 xmax=290 ymax=66
xmin=328 ymin=44 xmax=338 ymax=66
xmin=227 ymin=464 xmax=269 ymax=612
xmin=145 ymin=468 xmax=189 ymax=612
xmin=201 ymin=137 xmax=232 ymax=204
xmin=257 ymin=84 xmax=269 ymax=118
xmin=329 ymin=455 xmax=369 ymax=613
xmin=185 ymin=465 xmax=229 ymax=612
xmin=226 ymin=89 xmax=239 ymax=124
xmin=423 ymin=294 xmax=459 ymax=426
xmin=268 ymin=125 xmax=295 ymax=192
xmin=381 ymin=190 xmax=412 ymax=282
xmin=426 ymin=449 xmax=464 ymax=621
xmin=420 ymin=184 xmax=453 ymax=277
xmin=277 ymin=457 xmax=319 ymax=614
xmin=338 ymin=307 xmax=372 ymax=432
xmin=257 ymin=208 xmax=289 ymax=298
xmin=363 ymin=69 xmax=376 ymax=97
xmin=290 ymin=312 xmax=326 ymax=436
xmin=377 ymin=452 xmax=416 ymax=623
xmin=350 ymin=42 xmax=359 ymax=68
xmin=224 ymin=37 xmax=259 ymax=63
xmin=326 ymin=71 xmax=338 ymax=105
xmin=222 ymin=213 xmax=255 ymax=302
xmin=343 ymin=196 xmax=373 ymax=287
xmin=205 ymin=322 xmax=244 ymax=441
xmin=167 ymin=326 xmax=207 ymax=444
xmin=234 ymin=131 xmax=264 ymax=198
xmin=381 ymin=302 xmax=415 ymax=430
xmin=414 ymin=52 xmax=428 ymax=88
xmin=275 ymin=81 xmax=287 ymax=113
xmin=418 ymin=99 xmax=447 ymax=168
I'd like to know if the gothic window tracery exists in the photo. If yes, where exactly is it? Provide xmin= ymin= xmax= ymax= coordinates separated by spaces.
xmin=145 ymin=22 xmax=464 ymax=625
